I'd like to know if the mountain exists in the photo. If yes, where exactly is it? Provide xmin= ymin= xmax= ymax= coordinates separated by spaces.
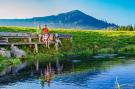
xmin=0 ymin=10 xmax=118 ymax=29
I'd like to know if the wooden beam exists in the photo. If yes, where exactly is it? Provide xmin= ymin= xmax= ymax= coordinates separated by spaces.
xmin=0 ymin=42 xmax=44 ymax=45
xmin=2 ymin=37 xmax=38 ymax=39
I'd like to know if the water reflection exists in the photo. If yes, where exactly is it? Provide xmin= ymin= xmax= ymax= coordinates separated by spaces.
xmin=1 ymin=57 xmax=135 ymax=89
xmin=37 ymin=57 xmax=131 ymax=89
xmin=39 ymin=60 xmax=63 ymax=89
xmin=39 ymin=63 xmax=54 ymax=88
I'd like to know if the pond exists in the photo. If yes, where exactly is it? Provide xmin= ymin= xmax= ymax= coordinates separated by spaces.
xmin=0 ymin=56 xmax=135 ymax=89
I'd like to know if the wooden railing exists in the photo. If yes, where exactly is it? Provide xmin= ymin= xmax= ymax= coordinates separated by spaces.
xmin=0 ymin=32 xmax=72 ymax=52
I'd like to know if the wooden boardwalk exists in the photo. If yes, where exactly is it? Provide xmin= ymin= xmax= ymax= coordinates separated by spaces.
xmin=0 ymin=32 xmax=72 ymax=52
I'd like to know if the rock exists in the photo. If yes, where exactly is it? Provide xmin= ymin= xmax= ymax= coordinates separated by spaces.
xmin=0 ymin=47 xmax=11 ymax=58
xmin=11 ymin=46 xmax=26 ymax=58
xmin=5 ymin=51 xmax=11 ymax=58
xmin=0 ymin=66 xmax=12 ymax=76
xmin=0 ymin=63 xmax=27 ymax=76
xmin=12 ymin=62 xmax=27 ymax=73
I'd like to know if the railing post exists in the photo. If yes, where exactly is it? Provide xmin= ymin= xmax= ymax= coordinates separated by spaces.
xmin=38 ymin=34 xmax=41 ymax=43
xmin=5 ymin=38 xmax=9 ymax=42
xmin=11 ymin=43 xmax=14 ymax=48
xmin=34 ymin=44 xmax=38 ymax=53
xmin=28 ymin=37 xmax=32 ymax=43
xmin=70 ymin=37 xmax=73 ymax=43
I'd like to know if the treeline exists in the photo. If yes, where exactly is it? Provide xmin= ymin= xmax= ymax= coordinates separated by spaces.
xmin=115 ymin=25 xmax=135 ymax=31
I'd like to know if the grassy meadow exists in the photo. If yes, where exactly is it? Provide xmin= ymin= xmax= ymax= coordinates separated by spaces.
xmin=1 ymin=26 xmax=135 ymax=71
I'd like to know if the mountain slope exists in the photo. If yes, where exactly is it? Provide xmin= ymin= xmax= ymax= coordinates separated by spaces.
xmin=0 ymin=10 xmax=117 ymax=29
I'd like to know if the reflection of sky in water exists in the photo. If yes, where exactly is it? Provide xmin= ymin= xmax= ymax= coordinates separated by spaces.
xmin=1 ymin=59 xmax=135 ymax=89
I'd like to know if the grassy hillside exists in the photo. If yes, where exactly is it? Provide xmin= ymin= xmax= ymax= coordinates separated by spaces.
xmin=1 ymin=26 xmax=135 ymax=71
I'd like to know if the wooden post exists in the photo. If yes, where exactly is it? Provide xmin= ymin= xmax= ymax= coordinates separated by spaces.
xmin=28 ymin=37 xmax=32 ymax=43
xmin=34 ymin=44 xmax=38 ymax=53
xmin=11 ymin=44 xmax=14 ymax=48
xmin=38 ymin=34 xmax=41 ymax=43
xmin=5 ymin=37 xmax=9 ymax=42
xmin=70 ymin=37 xmax=73 ymax=43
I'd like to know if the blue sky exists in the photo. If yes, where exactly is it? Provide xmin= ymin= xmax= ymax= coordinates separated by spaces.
xmin=0 ymin=0 xmax=135 ymax=25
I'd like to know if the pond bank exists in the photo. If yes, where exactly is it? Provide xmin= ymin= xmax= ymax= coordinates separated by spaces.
xmin=1 ymin=27 xmax=135 ymax=76
xmin=1 ymin=52 xmax=135 ymax=76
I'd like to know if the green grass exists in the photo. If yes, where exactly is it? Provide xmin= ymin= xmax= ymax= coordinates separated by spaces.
xmin=1 ymin=26 xmax=135 ymax=57
xmin=0 ymin=26 xmax=34 ymax=32
xmin=1 ymin=26 xmax=135 ymax=72
xmin=0 ymin=56 xmax=21 ymax=72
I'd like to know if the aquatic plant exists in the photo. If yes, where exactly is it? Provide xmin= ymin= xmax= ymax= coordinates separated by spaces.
xmin=115 ymin=77 xmax=120 ymax=89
